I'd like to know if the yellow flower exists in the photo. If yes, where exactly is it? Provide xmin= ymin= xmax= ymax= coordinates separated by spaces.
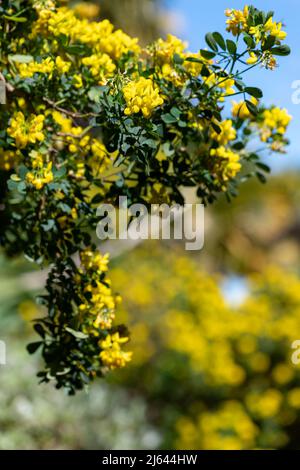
xmin=272 ymin=363 xmax=294 ymax=385
xmin=123 ymin=77 xmax=164 ymax=118
xmin=97 ymin=29 xmax=140 ymax=59
xmin=176 ymin=401 xmax=257 ymax=450
xmin=73 ymin=2 xmax=100 ymax=19
xmin=249 ymin=17 xmax=287 ymax=43
xmin=99 ymin=333 xmax=132 ymax=369
xmin=73 ymin=74 xmax=83 ymax=88
xmin=210 ymin=146 xmax=241 ymax=182
xmin=7 ymin=112 xmax=45 ymax=148
xmin=246 ymin=389 xmax=283 ymax=419
xmin=55 ymin=56 xmax=71 ymax=74
xmin=211 ymin=119 xmax=236 ymax=145
xmin=264 ymin=17 xmax=287 ymax=41
xmin=231 ymin=97 xmax=258 ymax=119
xmin=246 ymin=52 xmax=258 ymax=65
xmin=249 ymin=17 xmax=287 ymax=45
xmin=225 ymin=6 xmax=249 ymax=36
xmin=217 ymin=77 xmax=235 ymax=101
xmin=0 ymin=149 xmax=19 ymax=171
xmin=154 ymin=34 xmax=187 ymax=62
xmin=80 ymin=249 xmax=110 ymax=273
xmin=258 ymin=107 xmax=292 ymax=143
xmin=287 ymin=389 xmax=300 ymax=409
xmin=17 ymin=57 xmax=55 ymax=78
xmin=262 ymin=107 xmax=291 ymax=135
xmin=82 ymin=53 xmax=116 ymax=84
xmin=25 ymin=151 xmax=53 ymax=189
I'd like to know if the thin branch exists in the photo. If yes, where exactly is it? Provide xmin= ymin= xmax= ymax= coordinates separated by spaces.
xmin=43 ymin=97 xmax=98 ymax=118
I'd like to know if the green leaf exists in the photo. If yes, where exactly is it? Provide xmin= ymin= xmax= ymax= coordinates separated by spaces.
xmin=173 ymin=53 xmax=184 ymax=64
xmin=235 ymin=79 xmax=245 ymax=91
xmin=211 ymin=122 xmax=221 ymax=134
xmin=27 ymin=342 xmax=43 ymax=354
xmin=212 ymin=32 xmax=226 ymax=50
xmin=245 ymin=87 xmax=263 ymax=98
xmin=245 ymin=99 xmax=258 ymax=116
xmin=232 ymin=141 xmax=245 ymax=150
xmin=41 ymin=219 xmax=55 ymax=232
xmin=205 ymin=33 xmax=218 ymax=52
xmin=243 ymin=34 xmax=255 ymax=49
xmin=7 ymin=180 xmax=18 ymax=191
xmin=199 ymin=50 xmax=216 ymax=60
xmin=226 ymin=39 xmax=237 ymax=55
xmin=88 ymin=86 xmax=103 ymax=103
xmin=256 ymin=172 xmax=267 ymax=183
xmin=4 ymin=15 xmax=27 ymax=23
xmin=162 ymin=113 xmax=177 ymax=124
xmin=17 ymin=181 xmax=26 ymax=194
xmin=91 ymin=193 xmax=103 ymax=204
xmin=53 ymin=166 xmax=66 ymax=178
xmin=65 ymin=327 xmax=89 ymax=339
xmin=270 ymin=45 xmax=291 ymax=56
xmin=142 ymin=138 xmax=158 ymax=149
xmin=8 ymin=54 xmax=33 ymax=63
xmin=256 ymin=162 xmax=271 ymax=173
xmin=170 ymin=107 xmax=181 ymax=119
xmin=262 ymin=35 xmax=276 ymax=51
xmin=34 ymin=323 xmax=45 ymax=339
xmin=65 ymin=44 xmax=89 ymax=55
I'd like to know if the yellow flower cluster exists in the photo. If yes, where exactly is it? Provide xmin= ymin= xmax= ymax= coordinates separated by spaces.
xmin=73 ymin=249 xmax=132 ymax=370
xmin=52 ymin=111 xmax=111 ymax=173
xmin=25 ymin=150 xmax=53 ymax=190
xmin=123 ymin=77 xmax=164 ymax=118
xmin=231 ymin=101 xmax=291 ymax=152
xmin=231 ymin=97 xmax=258 ymax=120
xmin=31 ymin=6 xmax=140 ymax=59
xmin=7 ymin=112 xmax=45 ymax=148
xmin=246 ymin=389 xmax=282 ymax=419
xmin=80 ymin=249 xmax=110 ymax=274
xmin=154 ymin=34 xmax=187 ymax=62
xmin=225 ymin=7 xmax=287 ymax=68
xmin=259 ymin=107 xmax=292 ymax=142
xmin=210 ymin=146 xmax=241 ymax=182
xmin=82 ymin=53 xmax=116 ymax=85
xmin=73 ymin=2 xmax=100 ymax=19
xmin=78 ymin=250 xmax=118 ymax=331
xmin=17 ymin=56 xmax=71 ymax=79
xmin=17 ymin=57 xmax=54 ymax=79
xmin=153 ymin=35 xmax=213 ymax=86
xmin=80 ymin=279 xmax=116 ymax=330
xmin=99 ymin=333 xmax=132 ymax=369
xmin=177 ymin=401 xmax=258 ymax=450
xmin=226 ymin=6 xmax=287 ymax=42
xmin=205 ymin=73 xmax=235 ymax=101
xmin=98 ymin=29 xmax=140 ymax=60
xmin=225 ymin=6 xmax=249 ymax=36
xmin=0 ymin=149 xmax=19 ymax=171
xmin=211 ymin=119 xmax=236 ymax=145
xmin=249 ymin=17 xmax=287 ymax=44
xmin=110 ymin=245 xmax=300 ymax=449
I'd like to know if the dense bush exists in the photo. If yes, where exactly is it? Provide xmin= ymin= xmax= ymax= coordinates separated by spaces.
xmin=0 ymin=1 xmax=291 ymax=392
xmin=110 ymin=243 xmax=300 ymax=449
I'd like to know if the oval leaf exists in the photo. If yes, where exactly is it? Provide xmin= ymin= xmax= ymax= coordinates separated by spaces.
xmin=205 ymin=33 xmax=218 ymax=52
xmin=212 ymin=32 xmax=226 ymax=50
xmin=245 ymin=87 xmax=263 ymax=98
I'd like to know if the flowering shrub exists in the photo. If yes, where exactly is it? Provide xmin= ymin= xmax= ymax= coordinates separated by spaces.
xmin=0 ymin=1 xmax=291 ymax=392
xmin=110 ymin=243 xmax=300 ymax=450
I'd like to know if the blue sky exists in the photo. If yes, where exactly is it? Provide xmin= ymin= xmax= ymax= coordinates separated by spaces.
xmin=166 ymin=0 xmax=300 ymax=170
